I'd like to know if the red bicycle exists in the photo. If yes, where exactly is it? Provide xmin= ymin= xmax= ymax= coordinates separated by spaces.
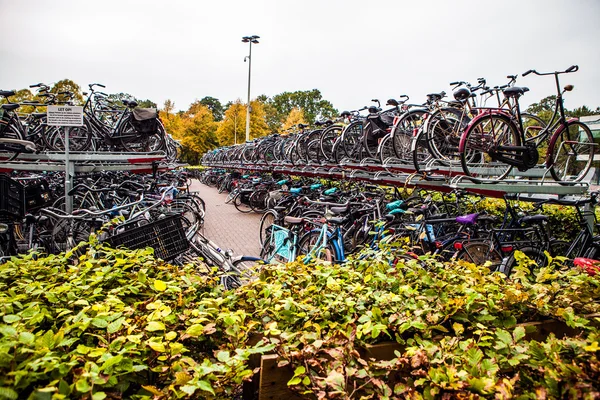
xmin=458 ymin=65 xmax=595 ymax=184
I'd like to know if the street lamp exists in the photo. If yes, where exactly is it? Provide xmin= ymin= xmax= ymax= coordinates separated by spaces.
xmin=242 ymin=35 xmax=259 ymax=142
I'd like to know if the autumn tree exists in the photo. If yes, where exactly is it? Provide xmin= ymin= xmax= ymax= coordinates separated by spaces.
xmin=168 ymin=101 xmax=219 ymax=164
xmin=256 ymin=94 xmax=280 ymax=134
xmin=0 ymin=88 xmax=35 ymax=113
xmin=51 ymin=79 xmax=84 ymax=105
xmin=282 ymin=107 xmax=307 ymax=131
xmin=248 ymin=99 xmax=270 ymax=139
xmin=216 ymin=100 xmax=245 ymax=145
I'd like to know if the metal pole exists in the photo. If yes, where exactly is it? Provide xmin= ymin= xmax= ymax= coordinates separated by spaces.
xmin=64 ymin=127 xmax=73 ymax=215
xmin=245 ymin=41 xmax=252 ymax=142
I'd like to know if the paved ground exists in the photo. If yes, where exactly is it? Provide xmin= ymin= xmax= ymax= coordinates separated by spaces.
xmin=189 ymin=180 xmax=262 ymax=257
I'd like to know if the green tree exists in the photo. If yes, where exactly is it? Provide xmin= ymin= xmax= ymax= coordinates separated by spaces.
xmin=570 ymin=105 xmax=600 ymax=118
xmin=270 ymin=89 xmax=337 ymax=126
xmin=199 ymin=96 xmax=224 ymax=122
xmin=256 ymin=94 xmax=281 ymax=134
xmin=107 ymin=93 xmax=156 ymax=108
xmin=527 ymin=95 xmax=600 ymax=122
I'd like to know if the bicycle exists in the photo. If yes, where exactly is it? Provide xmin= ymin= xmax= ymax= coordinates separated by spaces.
xmin=459 ymin=65 xmax=595 ymax=184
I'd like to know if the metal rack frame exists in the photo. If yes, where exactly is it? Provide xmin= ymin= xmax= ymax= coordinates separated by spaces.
xmin=0 ymin=151 xmax=173 ymax=213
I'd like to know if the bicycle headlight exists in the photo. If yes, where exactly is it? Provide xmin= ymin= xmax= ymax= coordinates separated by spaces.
xmin=0 ymin=223 xmax=8 ymax=234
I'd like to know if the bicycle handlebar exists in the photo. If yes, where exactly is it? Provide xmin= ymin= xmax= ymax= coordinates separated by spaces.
xmin=523 ymin=65 xmax=579 ymax=77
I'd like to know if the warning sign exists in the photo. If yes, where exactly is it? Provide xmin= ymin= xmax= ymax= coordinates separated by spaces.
xmin=47 ymin=105 xmax=84 ymax=127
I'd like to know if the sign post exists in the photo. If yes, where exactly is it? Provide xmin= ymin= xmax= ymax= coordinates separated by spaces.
xmin=46 ymin=106 xmax=84 ymax=214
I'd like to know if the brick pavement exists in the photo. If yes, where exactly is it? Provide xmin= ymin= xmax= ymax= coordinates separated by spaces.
xmin=190 ymin=180 xmax=262 ymax=257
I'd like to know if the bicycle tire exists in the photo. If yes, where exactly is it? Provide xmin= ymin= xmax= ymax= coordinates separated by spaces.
xmin=502 ymin=246 xmax=549 ymax=277
xmin=222 ymin=256 xmax=262 ymax=290
xmin=426 ymin=107 xmax=468 ymax=164
xmin=298 ymin=230 xmax=335 ymax=263
xmin=392 ymin=110 xmax=426 ymax=162
xmin=233 ymin=192 xmax=252 ymax=213
xmin=459 ymin=114 xmax=520 ymax=182
xmin=455 ymin=241 xmax=502 ymax=269
xmin=341 ymin=121 xmax=364 ymax=160
xmin=320 ymin=125 xmax=343 ymax=161
xmin=259 ymin=210 xmax=278 ymax=246
xmin=547 ymin=120 xmax=595 ymax=184
xmin=249 ymin=189 xmax=268 ymax=213
xmin=377 ymin=133 xmax=395 ymax=165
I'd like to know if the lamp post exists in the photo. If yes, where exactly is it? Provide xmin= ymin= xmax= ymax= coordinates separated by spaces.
xmin=242 ymin=35 xmax=259 ymax=142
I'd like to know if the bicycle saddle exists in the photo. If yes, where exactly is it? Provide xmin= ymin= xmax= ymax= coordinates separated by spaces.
xmin=503 ymin=87 xmax=528 ymax=98
xmin=330 ymin=205 xmax=348 ymax=214
xmin=284 ymin=216 xmax=304 ymax=225
xmin=0 ymin=90 xmax=15 ymax=97
xmin=1 ymin=103 xmax=19 ymax=111
xmin=519 ymin=214 xmax=548 ymax=224
xmin=427 ymin=92 xmax=445 ymax=101
xmin=340 ymin=111 xmax=351 ymax=117
xmin=455 ymin=213 xmax=479 ymax=225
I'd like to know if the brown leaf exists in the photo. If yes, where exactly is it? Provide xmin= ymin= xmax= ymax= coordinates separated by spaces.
xmin=203 ymin=323 xmax=216 ymax=335
xmin=410 ymin=350 xmax=428 ymax=368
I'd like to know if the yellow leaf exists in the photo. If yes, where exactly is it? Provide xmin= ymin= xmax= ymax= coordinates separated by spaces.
xmin=147 ymin=341 xmax=166 ymax=352
xmin=154 ymin=280 xmax=167 ymax=291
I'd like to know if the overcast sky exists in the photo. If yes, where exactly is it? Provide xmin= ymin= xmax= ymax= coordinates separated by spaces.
xmin=1 ymin=0 xmax=599 ymax=114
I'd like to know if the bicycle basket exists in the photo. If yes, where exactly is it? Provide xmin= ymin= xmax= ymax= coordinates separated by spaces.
xmin=105 ymin=214 xmax=189 ymax=261
xmin=25 ymin=180 xmax=52 ymax=212
xmin=0 ymin=174 xmax=25 ymax=222
xmin=271 ymin=224 xmax=295 ymax=262
xmin=130 ymin=108 xmax=159 ymax=134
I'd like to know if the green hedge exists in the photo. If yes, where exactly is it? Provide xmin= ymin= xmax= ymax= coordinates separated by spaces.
xmin=0 ymin=239 xmax=598 ymax=399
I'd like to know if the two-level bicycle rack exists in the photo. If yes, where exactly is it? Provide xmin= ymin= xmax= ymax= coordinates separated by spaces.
xmin=0 ymin=151 xmax=180 ymax=213
xmin=203 ymin=156 xmax=599 ymax=226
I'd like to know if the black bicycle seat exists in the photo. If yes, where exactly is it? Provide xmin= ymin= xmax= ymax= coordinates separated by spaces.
xmin=0 ymin=90 xmax=15 ymax=97
xmin=1 ymin=103 xmax=19 ymax=111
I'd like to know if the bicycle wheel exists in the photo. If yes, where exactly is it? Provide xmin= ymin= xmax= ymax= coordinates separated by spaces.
xmin=392 ymin=110 xmax=426 ymax=162
xmin=502 ymin=247 xmax=549 ymax=277
xmin=298 ymin=230 xmax=334 ymax=262
xmin=222 ymin=256 xmax=262 ymax=290
xmin=249 ymin=189 xmax=268 ymax=213
xmin=460 ymin=114 xmax=520 ymax=182
xmin=548 ymin=120 xmax=595 ymax=183
xmin=362 ymin=120 xmax=381 ymax=159
xmin=233 ymin=192 xmax=252 ymax=213
xmin=259 ymin=210 xmax=278 ymax=246
xmin=320 ymin=125 xmax=343 ymax=161
xmin=305 ymin=139 xmax=322 ymax=163
xmin=456 ymin=241 xmax=502 ymax=269
xmin=225 ymin=189 xmax=238 ymax=204
xmin=378 ymin=133 xmax=395 ymax=164
xmin=341 ymin=121 xmax=363 ymax=160
xmin=411 ymin=127 xmax=433 ymax=173
xmin=46 ymin=123 xmax=93 ymax=152
xmin=426 ymin=108 xmax=468 ymax=164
